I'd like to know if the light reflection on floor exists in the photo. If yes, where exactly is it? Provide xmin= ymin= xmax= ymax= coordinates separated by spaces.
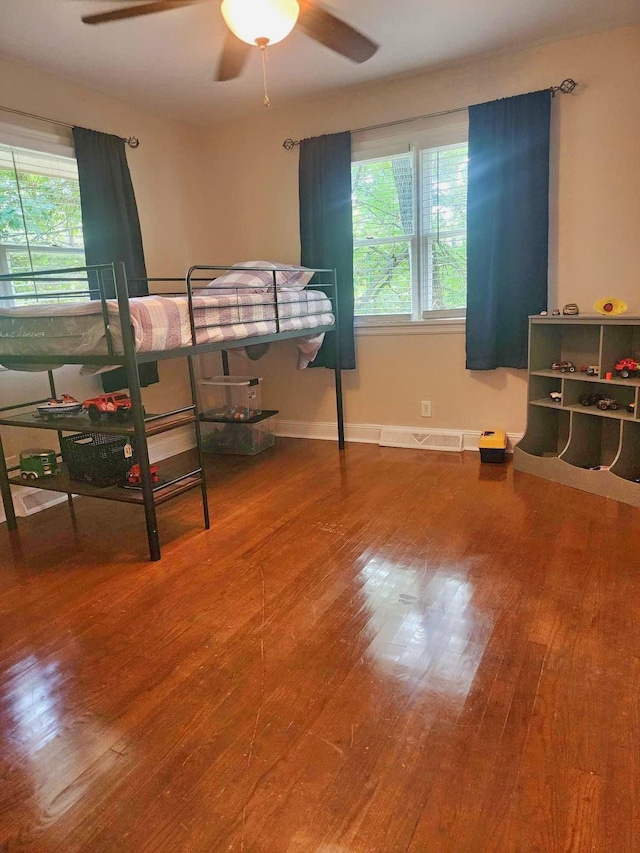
xmin=356 ymin=555 xmax=489 ymax=702
xmin=3 ymin=653 xmax=123 ymax=818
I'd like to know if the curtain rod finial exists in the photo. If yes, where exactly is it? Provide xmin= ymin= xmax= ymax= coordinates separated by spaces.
xmin=127 ymin=137 xmax=140 ymax=149
xmin=283 ymin=138 xmax=297 ymax=150
xmin=552 ymin=78 xmax=577 ymax=96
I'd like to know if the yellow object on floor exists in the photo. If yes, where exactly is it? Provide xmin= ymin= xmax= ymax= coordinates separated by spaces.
xmin=479 ymin=429 xmax=507 ymax=463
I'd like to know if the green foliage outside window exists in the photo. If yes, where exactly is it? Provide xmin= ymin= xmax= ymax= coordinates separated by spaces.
xmin=352 ymin=143 xmax=468 ymax=317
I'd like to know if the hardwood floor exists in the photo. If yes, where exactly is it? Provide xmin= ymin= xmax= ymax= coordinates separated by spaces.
xmin=1 ymin=438 xmax=639 ymax=851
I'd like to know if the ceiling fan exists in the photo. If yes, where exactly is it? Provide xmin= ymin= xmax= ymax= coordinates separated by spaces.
xmin=79 ymin=1 xmax=378 ymax=83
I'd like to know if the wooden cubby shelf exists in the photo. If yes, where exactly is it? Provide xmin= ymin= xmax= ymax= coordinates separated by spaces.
xmin=515 ymin=315 xmax=640 ymax=507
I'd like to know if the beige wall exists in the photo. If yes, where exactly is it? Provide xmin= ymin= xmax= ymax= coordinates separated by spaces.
xmin=201 ymin=24 xmax=640 ymax=434
xmin=0 ymin=57 xmax=206 ymax=456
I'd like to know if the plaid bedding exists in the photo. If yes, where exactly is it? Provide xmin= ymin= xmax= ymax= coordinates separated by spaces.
xmin=0 ymin=290 xmax=334 ymax=368
xmin=127 ymin=290 xmax=333 ymax=350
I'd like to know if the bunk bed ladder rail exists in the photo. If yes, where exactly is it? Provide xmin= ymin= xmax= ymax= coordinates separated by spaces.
xmin=111 ymin=262 xmax=161 ymax=560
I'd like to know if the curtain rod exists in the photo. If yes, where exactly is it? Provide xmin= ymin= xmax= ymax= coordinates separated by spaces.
xmin=282 ymin=78 xmax=577 ymax=149
xmin=0 ymin=104 xmax=140 ymax=148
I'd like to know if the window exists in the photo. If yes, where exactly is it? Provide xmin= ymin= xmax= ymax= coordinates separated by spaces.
xmin=0 ymin=141 xmax=85 ymax=305
xmin=352 ymin=116 xmax=468 ymax=323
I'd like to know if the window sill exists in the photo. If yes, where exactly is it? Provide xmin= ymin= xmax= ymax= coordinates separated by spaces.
xmin=355 ymin=317 xmax=466 ymax=337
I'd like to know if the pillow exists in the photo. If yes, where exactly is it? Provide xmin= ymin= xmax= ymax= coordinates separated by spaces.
xmin=206 ymin=269 xmax=271 ymax=293
xmin=206 ymin=261 xmax=314 ymax=292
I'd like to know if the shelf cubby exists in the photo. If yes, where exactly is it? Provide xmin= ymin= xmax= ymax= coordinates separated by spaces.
xmin=600 ymin=324 xmax=640 ymax=380
xmin=529 ymin=321 xmax=601 ymax=373
xmin=611 ymin=421 xmax=640 ymax=484
xmin=529 ymin=373 xmax=562 ymax=406
xmin=562 ymin=380 xmax=635 ymax=420
xmin=517 ymin=405 xmax=570 ymax=459
xmin=560 ymin=412 xmax=620 ymax=470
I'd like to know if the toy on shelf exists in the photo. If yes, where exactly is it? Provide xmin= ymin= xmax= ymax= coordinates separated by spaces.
xmin=594 ymin=297 xmax=627 ymax=316
xmin=563 ymin=303 xmax=579 ymax=315
xmin=83 ymin=393 xmax=133 ymax=422
xmin=19 ymin=449 xmax=59 ymax=480
xmin=580 ymin=365 xmax=599 ymax=377
xmin=126 ymin=463 xmax=160 ymax=486
xmin=579 ymin=393 xmax=605 ymax=407
xmin=614 ymin=358 xmax=639 ymax=379
xmin=36 ymin=395 xmax=83 ymax=420
xmin=596 ymin=397 xmax=619 ymax=411
xmin=549 ymin=391 xmax=562 ymax=403
xmin=627 ymin=402 xmax=636 ymax=414
xmin=552 ymin=361 xmax=576 ymax=373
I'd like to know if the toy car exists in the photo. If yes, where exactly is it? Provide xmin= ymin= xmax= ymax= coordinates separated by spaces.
xmin=579 ymin=393 xmax=605 ymax=407
xmin=549 ymin=391 xmax=562 ymax=403
xmin=20 ymin=449 xmax=59 ymax=480
xmin=580 ymin=365 xmax=599 ymax=377
xmin=596 ymin=397 xmax=619 ymax=411
xmin=36 ymin=395 xmax=83 ymax=420
xmin=615 ymin=358 xmax=639 ymax=379
xmin=83 ymin=393 xmax=133 ymax=422
xmin=552 ymin=361 xmax=576 ymax=373
xmin=126 ymin=463 xmax=160 ymax=486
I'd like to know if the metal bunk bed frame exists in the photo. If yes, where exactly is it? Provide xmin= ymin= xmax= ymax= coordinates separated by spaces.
xmin=0 ymin=261 xmax=344 ymax=561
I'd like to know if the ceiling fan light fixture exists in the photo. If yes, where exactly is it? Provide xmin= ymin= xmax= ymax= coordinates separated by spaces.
xmin=221 ymin=0 xmax=300 ymax=46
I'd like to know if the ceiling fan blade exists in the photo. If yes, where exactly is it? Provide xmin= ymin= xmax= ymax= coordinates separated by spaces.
xmin=297 ymin=1 xmax=378 ymax=64
xmin=216 ymin=30 xmax=251 ymax=81
xmin=82 ymin=1 xmax=195 ymax=26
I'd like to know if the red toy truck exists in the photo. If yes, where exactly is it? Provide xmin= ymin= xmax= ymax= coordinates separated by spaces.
xmin=615 ymin=358 xmax=639 ymax=379
xmin=126 ymin=463 xmax=160 ymax=486
xmin=83 ymin=393 xmax=133 ymax=422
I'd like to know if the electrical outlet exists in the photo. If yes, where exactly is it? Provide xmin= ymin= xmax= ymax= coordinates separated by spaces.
xmin=421 ymin=401 xmax=432 ymax=418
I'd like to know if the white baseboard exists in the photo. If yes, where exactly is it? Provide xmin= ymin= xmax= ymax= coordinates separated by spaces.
xmin=274 ymin=419 xmax=523 ymax=453
xmin=0 ymin=427 xmax=197 ymax=525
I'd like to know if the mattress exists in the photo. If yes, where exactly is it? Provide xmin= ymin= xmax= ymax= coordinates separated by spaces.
xmin=0 ymin=290 xmax=335 ymax=365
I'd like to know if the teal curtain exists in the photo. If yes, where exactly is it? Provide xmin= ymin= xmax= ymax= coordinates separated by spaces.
xmin=299 ymin=131 xmax=355 ymax=370
xmin=73 ymin=126 xmax=158 ymax=391
xmin=465 ymin=90 xmax=551 ymax=370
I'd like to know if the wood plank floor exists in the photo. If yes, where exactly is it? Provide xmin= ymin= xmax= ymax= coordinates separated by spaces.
xmin=1 ymin=438 xmax=639 ymax=851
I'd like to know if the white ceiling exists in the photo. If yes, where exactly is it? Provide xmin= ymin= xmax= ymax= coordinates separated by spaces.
xmin=1 ymin=0 xmax=640 ymax=124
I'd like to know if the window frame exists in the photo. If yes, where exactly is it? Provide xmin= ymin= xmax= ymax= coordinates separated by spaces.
xmin=351 ymin=113 xmax=469 ymax=329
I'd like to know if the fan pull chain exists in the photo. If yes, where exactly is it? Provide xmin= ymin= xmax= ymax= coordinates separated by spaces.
xmin=260 ymin=43 xmax=270 ymax=107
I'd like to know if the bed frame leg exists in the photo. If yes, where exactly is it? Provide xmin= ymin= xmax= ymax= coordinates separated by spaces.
xmin=47 ymin=369 xmax=76 ymax=522
xmin=188 ymin=354 xmax=210 ymax=531
xmin=334 ymin=367 xmax=345 ymax=450
xmin=0 ymin=431 xmax=17 ymax=531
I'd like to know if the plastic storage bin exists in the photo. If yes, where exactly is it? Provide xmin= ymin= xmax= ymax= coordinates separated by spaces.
xmin=201 ymin=416 xmax=275 ymax=456
xmin=198 ymin=376 xmax=262 ymax=422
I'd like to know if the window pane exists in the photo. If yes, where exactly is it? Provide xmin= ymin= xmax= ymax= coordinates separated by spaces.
xmin=425 ymin=236 xmax=467 ymax=311
xmin=354 ymin=241 xmax=412 ymax=316
xmin=12 ymin=149 xmax=84 ymax=252
xmin=421 ymin=144 xmax=467 ymax=236
xmin=0 ymin=166 xmax=26 ymax=246
xmin=0 ymin=144 xmax=86 ymax=303
xmin=352 ymin=154 xmax=414 ymax=242
xmin=6 ymin=249 xmax=86 ymax=304
xmin=421 ymin=144 xmax=468 ymax=313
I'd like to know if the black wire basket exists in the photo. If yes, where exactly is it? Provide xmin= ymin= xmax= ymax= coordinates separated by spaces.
xmin=61 ymin=433 xmax=136 ymax=487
